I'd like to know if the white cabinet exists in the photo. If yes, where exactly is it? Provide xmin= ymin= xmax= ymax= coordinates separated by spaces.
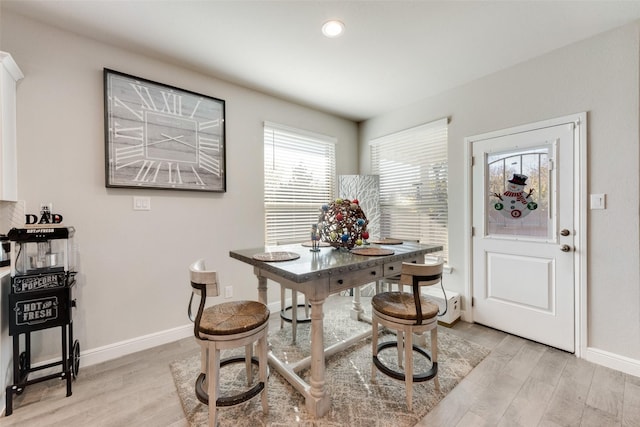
xmin=0 ymin=52 xmax=24 ymax=202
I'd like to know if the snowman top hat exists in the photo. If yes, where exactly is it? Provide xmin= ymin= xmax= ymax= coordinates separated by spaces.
xmin=508 ymin=174 xmax=528 ymax=185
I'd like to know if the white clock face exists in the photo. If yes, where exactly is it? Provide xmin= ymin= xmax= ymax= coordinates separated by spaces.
xmin=104 ymin=69 xmax=226 ymax=192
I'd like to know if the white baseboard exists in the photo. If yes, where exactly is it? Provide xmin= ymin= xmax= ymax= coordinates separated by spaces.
xmin=79 ymin=324 xmax=193 ymax=368
xmin=583 ymin=346 xmax=640 ymax=378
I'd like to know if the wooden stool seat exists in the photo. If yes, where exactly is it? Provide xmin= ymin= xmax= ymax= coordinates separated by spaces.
xmin=372 ymin=292 xmax=439 ymax=322
xmin=199 ymin=301 xmax=270 ymax=336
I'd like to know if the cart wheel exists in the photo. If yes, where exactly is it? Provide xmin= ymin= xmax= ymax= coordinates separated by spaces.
xmin=71 ymin=340 xmax=80 ymax=378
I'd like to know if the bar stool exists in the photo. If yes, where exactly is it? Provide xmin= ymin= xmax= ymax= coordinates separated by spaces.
xmin=188 ymin=259 xmax=269 ymax=426
xmin=371 ymin=261 xmax=442 ymax=410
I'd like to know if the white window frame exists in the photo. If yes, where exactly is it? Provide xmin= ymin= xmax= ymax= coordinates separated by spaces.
xmin=264 ymin=122 xmax=336 ymax=245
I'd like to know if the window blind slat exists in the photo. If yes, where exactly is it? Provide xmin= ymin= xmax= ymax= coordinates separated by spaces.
xmin=371 ymin=120 xmax=449 ymax=259
xmin=264 ymin=123 xmax=335 ymax=246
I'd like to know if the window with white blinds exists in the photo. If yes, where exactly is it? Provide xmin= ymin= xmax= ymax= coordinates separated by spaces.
xmin=264 ymin=122 xmax=336 ymax=245
xmin=370 ymin=118 xmax=449 ymax=259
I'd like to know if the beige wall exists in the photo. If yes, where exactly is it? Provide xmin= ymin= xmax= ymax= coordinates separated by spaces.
xmin=360 ymin=22 xmax=640 ymax=370
xmin=1 ymin=11 xmax=358 ymax=363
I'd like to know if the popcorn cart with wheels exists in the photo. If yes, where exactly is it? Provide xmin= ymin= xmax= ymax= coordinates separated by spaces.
xmin=5 ymin=226 xmax=79 ymax=416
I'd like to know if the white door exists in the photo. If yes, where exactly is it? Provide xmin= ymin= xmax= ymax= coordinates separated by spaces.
xmin=471 ymin=120 xmax=577 ymax=352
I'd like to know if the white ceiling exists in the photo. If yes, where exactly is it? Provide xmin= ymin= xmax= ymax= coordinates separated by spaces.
xmin=5 ymin=1 xmax=640 ymax=122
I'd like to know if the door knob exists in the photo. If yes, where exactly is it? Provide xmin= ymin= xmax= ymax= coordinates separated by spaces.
xmin=560 ymin=229 xmax=571 ymax=236
xmin=560 ymin=244 xmax=572 ymax=252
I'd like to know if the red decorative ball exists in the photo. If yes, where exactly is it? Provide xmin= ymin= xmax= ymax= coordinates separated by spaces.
xmin=352 ymin=199 xmax=359 ymax=205
xmin=336 ymin=213 xmax=344 ymax=221
xmin=362 ymin=231 xmax=369 ymax=239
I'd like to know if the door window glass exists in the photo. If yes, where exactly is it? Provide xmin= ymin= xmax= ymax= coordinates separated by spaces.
xmin=486 ymin=146 xmax=550 ymax=239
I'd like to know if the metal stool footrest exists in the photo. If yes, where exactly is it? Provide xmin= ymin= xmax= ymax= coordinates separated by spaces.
xmin=372 ymin=341 xmax=438 ymax=382
xmin=279 ymin=303 xmax=311 ymax=323
xmin=195 ymin=356 xmax=265 ymax=407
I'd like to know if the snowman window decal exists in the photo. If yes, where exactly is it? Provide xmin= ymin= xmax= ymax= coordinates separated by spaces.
xmin=492 ymin=173 xmax=538 ymax=219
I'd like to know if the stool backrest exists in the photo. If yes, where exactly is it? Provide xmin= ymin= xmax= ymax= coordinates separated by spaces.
xmin=188 ymin=259 xmax=219 ymax=333
xmin=190 ymin=259 xmax=220 ymax=297
xmin=399 ymin=261 xmax=443 ymax=288
xmin=399 ymin=260 xmax=444 ymax=325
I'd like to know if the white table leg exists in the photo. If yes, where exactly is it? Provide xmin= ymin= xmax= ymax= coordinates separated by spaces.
xmin=256 ymin=275 xmax=270 ymax=353
xmin=257 ymin=276 xmax=268 ymax=304
xmin=350 ymin=286 xmax=364 ymax=320
xmin=306 ymin=297 xmax=331 ymax=417
xmin=291 ymin=289 xmax=298 ymax=343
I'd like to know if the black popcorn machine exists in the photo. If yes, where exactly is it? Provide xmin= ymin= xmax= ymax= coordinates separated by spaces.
xmin=5 ymin=225 xmax=80 ymax=416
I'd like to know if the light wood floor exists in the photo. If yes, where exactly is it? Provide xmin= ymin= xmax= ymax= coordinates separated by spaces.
xmin=1 ymin=296 xmax=639 ymax=427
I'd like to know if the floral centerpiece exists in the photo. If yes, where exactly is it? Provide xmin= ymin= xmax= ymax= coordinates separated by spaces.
xmin=317 ymin=198 xmax=369 ymax=250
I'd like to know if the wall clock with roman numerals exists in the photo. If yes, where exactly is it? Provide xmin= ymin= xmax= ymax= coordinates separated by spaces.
xmin=104 ymin=68 xmax=226 ymax=192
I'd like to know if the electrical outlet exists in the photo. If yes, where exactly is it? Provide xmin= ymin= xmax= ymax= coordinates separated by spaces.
xmin=225 ymin=286 xmax=233 ymax=298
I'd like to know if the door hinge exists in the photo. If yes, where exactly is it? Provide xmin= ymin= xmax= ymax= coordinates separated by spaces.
xmin=471 ymin=297 xmax=475 ymax=307
xmin=471 ymin=156 xmax=475 ymax=167
xmin=548 ymin=159 xmax=554 ymax=171
xmin=471 ymin=227 xmax=475 ymax=237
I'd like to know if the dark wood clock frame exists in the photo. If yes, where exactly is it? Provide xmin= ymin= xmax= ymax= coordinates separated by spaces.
xmin=104 ymin=68 xmax=226 ymax=192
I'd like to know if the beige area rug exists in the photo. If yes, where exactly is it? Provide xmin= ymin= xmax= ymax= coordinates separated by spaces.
xmin=170 ymin=296 xmax=489 ymax=427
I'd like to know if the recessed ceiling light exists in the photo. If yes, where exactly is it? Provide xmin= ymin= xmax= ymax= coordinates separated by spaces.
xmin=322 ymin=20 xmax=345 ymax=38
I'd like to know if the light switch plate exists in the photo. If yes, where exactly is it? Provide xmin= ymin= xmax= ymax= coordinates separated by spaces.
xmin=133 ymin=196 xmax=151 ymax=211
xmin=590 ymin=193 xmax=605 ymax=210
